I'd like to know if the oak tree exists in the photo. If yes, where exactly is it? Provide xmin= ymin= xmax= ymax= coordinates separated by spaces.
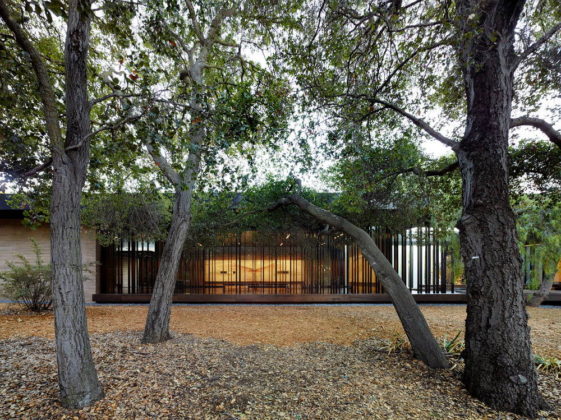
xmin=281 ymin=0 xmax=561 ymax=415
xmin=0 ymin=0 xmax=104 ymax=408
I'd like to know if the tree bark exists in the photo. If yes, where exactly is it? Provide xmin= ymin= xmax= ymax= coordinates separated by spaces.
xmin=142 ymin=75 xmax=204 ymax=342
xmin=142 ymin=106 xmax=203 ymax=344
xmin=0 ymin=0 xmax=103 ymax=408
xmin=50 ymin=0 xmax=103 ymax=408
xmin=456 ymin=0 xmax=545 ymax=416
xmin=142 ymin=189 xmax=194 ymax=343
xmin=51 ymin=162 xmax=104 ymax=408
xmin=527 ymin=276 xmax=555 ymax=307
xmin=141 ymin=9 xmax=217 ymax=343
xmin=272 ymin=194 xmax=449 ymax=369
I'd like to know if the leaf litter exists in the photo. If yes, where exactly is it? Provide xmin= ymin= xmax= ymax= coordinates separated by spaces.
xmin=0 ymin=304 xmax=560 ymax=419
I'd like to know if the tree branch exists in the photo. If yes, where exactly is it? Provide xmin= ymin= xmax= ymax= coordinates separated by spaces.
xmin=371 ymin=161 xmax=459 ymax=184
xmin=20 ymin=158 xmax=53 ymax=178
xmin=514 ymin=21 xmax=561 ymax=68
xmin=90 ymin=92 xmax=142 ymax=107
xmin=206 ymin=7 xmax=237 ymax=45
xmin=145 ymin=143 xmax=181 ymax=186
xmin=398 ymin=160 xmax=459 ymax=178
xmin=510 ymin=117 xmax=561 ymax=149
xmin=185 ymin=0 xmax=205 ymax=44
xmin=0 ymin=0 xmax=63 ymax=149
xmin=5 ymin=111 xmax=146 ymax=179
xmin=374 ymin=38 xmax=452 ymax=96
xmin=66 ymin=112 xmax=145 ymax=153
xmin=161 ymin=21 xmax=195 ymax=64
xmin=374 ymin=99 xmax=459 ymax=149
xmin=268 ymin=193 xmax=449 ymax=369
xmin=387 ymin=20 xmax=445 ymax=34
xmin=424 ymin=160 xmax=459 ymax=176
xmin=214 ymin=37 xmax=238 ymax=48
xmin=210 ymin=209 xmax=264 ymax=229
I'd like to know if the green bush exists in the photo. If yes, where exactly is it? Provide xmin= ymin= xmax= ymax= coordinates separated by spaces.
xmin=441 ymin=331 xmax=465 ymax=355
xmin=534 ymin=354 xmax=561 ymax=378
xmin=0 ymin=240 xmax=52 ymax=312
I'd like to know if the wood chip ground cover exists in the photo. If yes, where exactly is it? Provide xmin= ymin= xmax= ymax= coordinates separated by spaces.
xmin=0 ymin=304 xmax=559 ymax=419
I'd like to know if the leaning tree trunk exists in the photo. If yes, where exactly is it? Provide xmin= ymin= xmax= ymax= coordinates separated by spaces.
xmin=49 ymin=0 xmax=104 ymax=408
xmin=456 ymin=0 xmax=545 ymax=416
xmin=142 ymin=189 xmax=194 ymax=343
xmin=527 ymin=274 xmax=555 ymax=307
xmin=273 ymin=195 xmax=449 ymax=369
xmin=142 ymin=55 xmax=205 ymax=343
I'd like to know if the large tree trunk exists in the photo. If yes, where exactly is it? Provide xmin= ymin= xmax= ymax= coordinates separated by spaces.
xmin=273 ymin=195 xmax=449 ymax=369
xmin=49 ymin=0 xmax=103 ymax=408
xmin=51 ymin=166 xmax=103 ymax=408
xmin=456 ymin=0 xmax=545 ymax=416
xmin=142 ymin=190 xmax=193 ymax=343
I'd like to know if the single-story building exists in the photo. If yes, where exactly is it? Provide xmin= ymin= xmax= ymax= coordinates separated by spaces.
xmin=1 ymin=194 xmax=559 ymax=304
xmin=0 ymin=195 xmax=98 ymax=302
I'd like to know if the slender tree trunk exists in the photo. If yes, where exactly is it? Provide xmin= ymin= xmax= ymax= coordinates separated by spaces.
xmin=456 ymin=1 xmax=545 ymax=415
xmin=142 ymin=190 xmax=193 ymax=343
xmin=527 ymin=275 xmax=555 ymax=307
xmin=49 ymin=0 xmax=103 ymax=408
xmin=141 ymin=7 xmax=235 ymax=344
xmin=142 ymin=65 xmax=204 ymax=343
xmin=272 ymin=195 xmax=449 ymax=369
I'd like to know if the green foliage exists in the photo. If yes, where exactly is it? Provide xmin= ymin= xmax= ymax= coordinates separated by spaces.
xmin=383 ymin=333 xmax=561 ymax=374
xmin=81 ymin=193 xmax=171 ymax=246
xmin=0 ymin=240 xmax=52 ymax=312
xmin=0 ymin=6 xmax=61 ymax=185
xmin=445 ymin=233 xmax=464 ymax=285
xmin=534 ymin=354 xmax=561 ymax=378
xmin=510 ymin=140 xmax=561 ymax=201
xmin=424 ymin=157 xmax=462 ymax=236
xmin=515 ymin=195 xmax=561 ymax=288
xmin=188 ymin=178 xmax=334 ymax=246
xmin=86 ymin=0 xmax=297 ymax=196
xmin=326 ymin=133 xmax=424 ymax=229
xmin=323 ymin=127 xmax=463 ymax=236
xmin=2 ymin=1 xmax=559 ymax=288
xmin=280 ymin=0 xmax=461 ymax=138
xmin=6 ymin=192 xmax=50 ymax=228
xmin=515 ymin=1 xmax=561 ymax=107
xmin=441 ymin=331 xmax=465 ymax=356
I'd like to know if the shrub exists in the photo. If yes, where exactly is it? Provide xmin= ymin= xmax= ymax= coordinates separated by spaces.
xmin=0 ymin=240 xmax=52 ymax=312
xmin=382 ymin=334 xmax=410 ymax=354
xmin=534 ymin=354 xmax=561 ymax=378
xmin=441 ymin=331 xmax=465 ymax=355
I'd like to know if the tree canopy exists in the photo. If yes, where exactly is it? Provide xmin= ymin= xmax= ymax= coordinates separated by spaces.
xmin=1 ymin=0 xmax=561 ymax=416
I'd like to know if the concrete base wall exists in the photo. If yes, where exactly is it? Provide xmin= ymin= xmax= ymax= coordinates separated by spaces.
xmin=0 ymin=219 xmax=97 ymax=303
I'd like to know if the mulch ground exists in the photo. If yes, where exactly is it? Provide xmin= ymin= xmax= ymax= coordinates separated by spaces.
xmin=0 ymin=304 xmax=560 ymax=419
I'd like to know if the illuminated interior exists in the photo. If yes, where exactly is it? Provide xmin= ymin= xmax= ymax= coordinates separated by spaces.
xmin=204 ymin=257 xmax=304 ymax=294
xmin=101 ymin=229 xmax=453 ymax=296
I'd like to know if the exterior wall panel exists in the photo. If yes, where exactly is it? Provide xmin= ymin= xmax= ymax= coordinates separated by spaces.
xmin=0 ymin=219 xmax=97 ymax=302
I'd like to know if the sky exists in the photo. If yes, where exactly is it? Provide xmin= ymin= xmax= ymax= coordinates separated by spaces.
xmin=1 ymin=2 xmax=558 ymax=196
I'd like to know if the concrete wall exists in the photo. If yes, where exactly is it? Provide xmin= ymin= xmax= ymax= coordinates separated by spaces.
xmin=0 ymin=219 xmax=97 ymax=302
